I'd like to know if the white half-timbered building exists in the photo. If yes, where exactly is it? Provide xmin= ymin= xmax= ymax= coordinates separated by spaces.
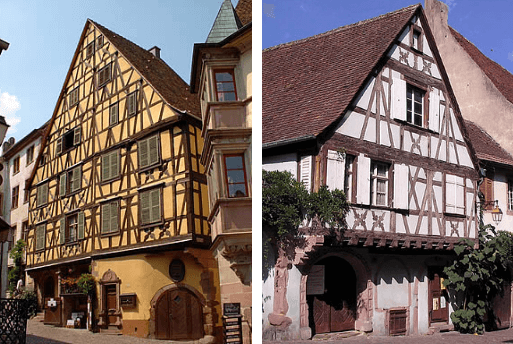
xmin=262 ymin=4 xmax=480 ymax=339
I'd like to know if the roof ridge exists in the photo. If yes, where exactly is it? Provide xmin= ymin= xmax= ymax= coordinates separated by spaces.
xmin=263 ymin=4 xmax=421 ymax=53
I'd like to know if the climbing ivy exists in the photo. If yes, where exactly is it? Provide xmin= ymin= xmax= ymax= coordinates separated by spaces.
xmin=8 ymin=240 xmax=26 ymax=294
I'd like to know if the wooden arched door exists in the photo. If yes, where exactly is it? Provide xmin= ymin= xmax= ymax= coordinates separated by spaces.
xmin=308 ymin=256 xmax=357 ymax=334
xmin=155 ymin=288 xmax=203 ymax=340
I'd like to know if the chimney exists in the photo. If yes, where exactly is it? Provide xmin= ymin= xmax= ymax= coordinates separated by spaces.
xmin=148 ymin=46 xmax=161 ymax=59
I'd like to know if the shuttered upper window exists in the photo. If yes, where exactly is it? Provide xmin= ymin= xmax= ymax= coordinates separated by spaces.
xmin=56 ymin=127 xmax=81 ymax=155
xmin=59 ymin=212 xmax=85 ymax=245
xmin=109 ymin=102 xmax=119 ymax=126
xmin=445 ymin=174 xmax=465 ymax=215
xmin=127 ymin=91 xmax=137 ymax=116
xmin=60 ymin=166 xmax=82 ymax=196
xmin=101 ymin=201 xmax=119 ymax=234
xmin=102 ymin=150 xmax=120 ymax=182
xmin=85 ymin=41 xmax=94 ymax=59
xmin=98 ymin=64 xmax=111 ymax=87
xmin=138 ymin=135 xmax=160 ymax=169
xmin=37 ymin=183 xmax=48 ymax=207
xmin=406 ymin=85 xmax=424 ymax=127
xmin=140 ymin=188 xmax=162 ymax=225
xmin=481 ymin=171 xmax=494 ymax=210
xmin=35 ymin=224 xmax=46 ymax=251
xmin=371 ymin=162 xmax=389 ymax=206
xmin=69 ymin=87 xmax=79 ymax=107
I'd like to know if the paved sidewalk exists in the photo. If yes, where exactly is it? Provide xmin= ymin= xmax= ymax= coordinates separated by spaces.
xmin=263 ymin=327 xmax=513 ymax=344
xmin=26 ymin=317 xmax=162 ymax=344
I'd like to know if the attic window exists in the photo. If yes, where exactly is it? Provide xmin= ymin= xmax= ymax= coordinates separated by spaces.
xmin=98 ymin=64 xmax=111 ymax=87
xmin=127 ymin=91 xmax=137 ymax=116
xmin=97 ymin=35 xmax=104 ymax=50
xmin=69 ymin=87 xmax=79 ymax=107
xmin=86 ymin=41 xmax=95 ymax=59
xmin=412 ymin=29 xmax=421 ymax=51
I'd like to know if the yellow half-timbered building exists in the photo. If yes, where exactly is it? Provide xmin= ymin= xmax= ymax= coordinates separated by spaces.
xmin=25 ymin=20 xmax=219 ymax=342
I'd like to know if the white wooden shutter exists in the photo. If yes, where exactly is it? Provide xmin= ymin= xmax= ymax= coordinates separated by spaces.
xmin=326 ymin=150 xmax=345 ymax=191
xmin=446 ymin=174 xmax=457 ymax=213
xmin=390 ymin=75 xmax=407 ymax=121
xmin=59 ymin=218 xmax=66 ymax=244
xmin=77 ymin=212 xmax=85 ymax=240
xmin=299 ymin=155 xmax=312 ymax=192
xmin=60 ymin=174 xmax=67 ymax=197
xmin=356 ymin=155 xmax=371 ymax=205
xmin=429 ymin=88 xmax=441 ymax=132
xmin=102 ymin=203 xmax=110 ymax=233
xmin=394 ymin=163 xmax=409 ymax=209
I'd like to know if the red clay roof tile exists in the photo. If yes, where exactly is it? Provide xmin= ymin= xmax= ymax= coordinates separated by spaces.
xmin=236 ymin=0 xmax=252 ymax=26
xmin=464 ymin=119 xmax=513 ymax=166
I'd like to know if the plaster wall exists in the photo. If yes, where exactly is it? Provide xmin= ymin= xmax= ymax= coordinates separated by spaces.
xmin=483 ymin=168 xmax=513 ymax=233
xmin=263 ymin=153 xmax=297 ymax=178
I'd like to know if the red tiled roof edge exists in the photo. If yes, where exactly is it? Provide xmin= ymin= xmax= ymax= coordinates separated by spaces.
xmin=464 ymin=119 xmax=513 ymax=167
xmin=236 ymin=0 xmax=252 ymax=26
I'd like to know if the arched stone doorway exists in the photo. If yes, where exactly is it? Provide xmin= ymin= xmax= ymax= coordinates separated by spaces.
xmin=307 ymin=256 xmax=357 ymax=334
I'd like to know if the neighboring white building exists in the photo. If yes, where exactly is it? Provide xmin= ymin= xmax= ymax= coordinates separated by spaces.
xmin=1 ymin=124 xmax=47 ymax=292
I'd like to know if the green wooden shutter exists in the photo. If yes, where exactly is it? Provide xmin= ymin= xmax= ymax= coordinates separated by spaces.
xmin=74 ymin=127 xmax=81 ymax=145
xmin=138 ymin=139 xmax=149 ymax=168
xmin=110 ymin=103 xmax=118 ymax=125
xmin=42 ymin=183 xmax=48 ymax=205
xmin=150 ymin=189 xmax=161 ymax=223
xmin=101 ymin=203 xmax=110 ymax=233
xmin=149 ymin=136 xmax=159 ymax=166
xmin=36 ymin=224 xmax=45 ymax=250
xmin=71 ymin=166 xmax=81 ymax=193
xmin=111 ymin=151 xmax=119 ymax=179
xmin=140 ymin=191 xmax=150 ymax=224
xmin=56 ymin=137 xmax=63 ymax=155
xmin=102 ymin=154 xmax=110 ymax=181
xmin=36 ymin=186 xmax=42 ymax=206
xmin=60 ymin=218 xmax=66 ymax=244
xmin=110 ymin=202 xmax=118 ymax=233
xmin=78 ymin=212 xmax=85 ymax=240
xmin=60 ymin=174 xmax=67 ymax=197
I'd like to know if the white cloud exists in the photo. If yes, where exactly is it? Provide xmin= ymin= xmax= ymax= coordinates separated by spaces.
xmin=0 ymin=90 xmax=21 ymax=134
xmin=508 ymin=52 xmax=513 ymax=62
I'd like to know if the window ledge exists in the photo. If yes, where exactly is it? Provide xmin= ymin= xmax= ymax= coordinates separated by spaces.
xmin=140 ymin=221 xmax=164 ymax=230
xmin=443 ymin=212 xmax=466 ymax=219
xmin=100 ymin=176 xmax=121 ymax=185
xmin=138 ymin=164 xmax=162 ymax=174
xmin=100 ymin=231 xmax=119 ymax=238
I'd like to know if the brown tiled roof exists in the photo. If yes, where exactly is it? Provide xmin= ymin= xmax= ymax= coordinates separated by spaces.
xmin=464 ymin=119 xmax=513 ymax=166
xmin=450 ymin=27 xmax=513 ymax=106
xmin=91 ymin=20 xmax=200 ymax=117
xmin=262 ymin=5 xmax=420 ymax=145
xmin=236 ymin=0 xmax=252 ymax=26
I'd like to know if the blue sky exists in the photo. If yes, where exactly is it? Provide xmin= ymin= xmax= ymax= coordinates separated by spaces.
xmin=263 ymin=0 xmax=513 ymax=73
xmin=0 ymin=0 xmax=238 ymax=142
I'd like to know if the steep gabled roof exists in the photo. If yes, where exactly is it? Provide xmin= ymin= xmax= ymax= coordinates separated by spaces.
xmin=206 ymin=0 xmax=243 ymax=43
xmin=263 ymin=4 xmax=421 ymax=145
xmin=235 ymin=0 xmax=252 ymax=26
xmin=91 ymin=21 xmax=200 ymax=116
xmin=450 ymin=27 xmax=513 ymax=107
xmin=464 ymin=120 xmax=513 ymax=167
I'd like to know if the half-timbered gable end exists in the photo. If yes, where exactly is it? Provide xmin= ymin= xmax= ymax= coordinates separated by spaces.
xmin=263 ymin=4 xmax=480 ymax=338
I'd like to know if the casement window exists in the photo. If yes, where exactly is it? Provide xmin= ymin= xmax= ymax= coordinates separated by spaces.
xmin=406 ymin=85 xmax=424 ymax=127
xmin=325 ymin=151 xmax=355 ymax=200
xmin=98 ymin=64 xmax=111 ymax=87
xmin=371 ymin=162 xmax=390 ymax=206
xmin=140 ymin=188 xmax=162 ymax=225
xmin=69 ymin=87 xmax=79 ymax=107
xmin=214 ymin=69 xmax=237 ymax=101
xmin=101 ymin=200 xmax=119 ymax=234
xmin=138 ymin=135 xmax=160 ymax=169
xmin=445 ymin=174 xmax=465 ymax=215
xmin=127 ymin=91 xmax=137 ymax=116
xmin=109 ymin=102 xmax=119 ymax=126
xmin=481 ymin=171 xmax=494 ymax=210
xmin=224 ymin=154 xmax=248 ymax=198
xmin=59 ymin=212 xmax=85 ymax=244
xmin=56 ymin=127 xmax=81 ymax=154
xmin=12 ymin=186 xmax=19 ymax=209
xmin=102 ymin=150 xmax=120 ymax=182
xmin=344 ymin=155 xmax=355 ymax=201
xmin=36 ymin=183 xmax=48 ymax=207
xmin=13 ymin=156 xmax=20 ymax=174
xmin=508 ymin=180 xmax=513 ymax=212
xmin=60 ymin=165 xmax=82 ymax=196
xmin=85 ymin=41 xmax=94 ymax=59
xmin=299 ymin=155 xmax=312 ymax=192
xmin=97 ymin=35 xmax=104 ymax=49
xmin=35 ymin=223 xmax=46 ymax=251
xmin=27 ymin=145 xmax=34 ymax=165
xmin=412 ymin=29 xmax=421 ymax=51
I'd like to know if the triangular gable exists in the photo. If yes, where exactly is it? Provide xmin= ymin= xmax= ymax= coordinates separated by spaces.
xmin=206 ymin=0 xmax=242 ymax=43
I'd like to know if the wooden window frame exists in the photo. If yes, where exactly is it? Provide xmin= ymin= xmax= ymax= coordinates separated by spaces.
xmin=444 ymin=174 xmax=465 ymax=216
xmin=11 ymin=185 xmax=19 ymax=209
xmin=101 ymin=150 xmax=120 ymax=182
xmin=97 ymin=35 xmax=104 ymax=50
xmin=61 ymin=212 xmax=85 ymax=245
xmin=481 ymin=170 xmax=494 ymax=211
xmin=344 ymin=155 xmax=355 ymax=203
xmin=13 ymin=156 xmax=20 ymax=175
xmin=98 ymin=63 xmax=111 ymax=87
xmin=109 ymin=102 xmax=119 ymax=126
xmin=101 ymin=200 xmax=120 ymax=236
xmin=213 ymin=68 xmax=238 ymax=102
xmin=85 ymin=41 xmax=95 ymax=59
xmin=68 ymin=166 xmax=82 ymax=195
xmin=36 ymin=183 xmax=48 ymax=208
xmin=57 ymin=127 xmax=81 ymax=155
xmin=35 ymin=223 xmax=46 ymax=252
xmin=69 ymin=87 xmax=79 ymax=107
xmin=26 ymin=145 xmax=34 ymax=165
xmin=24 ymin=179 xmax=29 ymax=204
xmin=223 ymin=154 xmax=248 ymax=198
xmin=139 ymin=187 xmax=163 ymax=227
xmin=137 ymin=134 xmax=160 ymax=170
xmin=406 ymin=84 xmax=426 ymax=128
xmin=127 ymin=91 xmax=138 ymax=117
xmin=370 ymin=161 xmax=390 ymax=207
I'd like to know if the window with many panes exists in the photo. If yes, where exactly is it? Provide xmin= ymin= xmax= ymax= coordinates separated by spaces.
xmin=98 ymin=64 xmax=111 ymax=87
xmin=406 ymin=85 xmax=424 ymax=127
xmin=102 ymin=150 xmax=119 ymax=182
xmin=56 ymin=127 xmax=81 ymax=155
xmin=101 ymin=201 xmax=119 ymax=234
xmin=109 ymin=102 xmax=119 ymax=126
xmin=35 ymin=223 xmax=46 ymax=251
xmin=69 ymin=87 xmax=79 ymax=107
xmin=138 ymin=135 xmax=159 ymax=169
xmin=140 ymin=188 xmax=162 ymax=225
xmin=224 ymin=154 xmax=248 ymax=198
xmin=214 ymin=69 xmax=237 ymax=101
xmin=344 ymin=155 xmax=355 ymax=202
xmin=13 ymin=156 xmax=20 ymax=174
xmin=26 ymin=145 xmax=34 ymax=165
xmin=12 ymin=186 xmax=19 ymax=209
xmin=127 ymin=91 xmax=137 ymax=116
xmin=60 ymin=166 xmax=81 ymax=196
xmin=36 ymin=183 xmax=48 ymax=207
xmin=371 ymin=162 xmax=389 ymax=206
xmin=59 ymin=212 xmax=84 ymax=245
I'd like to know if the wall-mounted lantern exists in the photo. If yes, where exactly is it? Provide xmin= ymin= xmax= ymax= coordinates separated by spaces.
xmin=492 ymin=200 xmax=503 ymax=225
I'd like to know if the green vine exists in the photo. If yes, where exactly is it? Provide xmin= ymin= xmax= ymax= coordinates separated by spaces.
xmin=8 ymin=240 xmax=26 ymax=294
xmin=76 ymin=273 xmax=96 ymax=296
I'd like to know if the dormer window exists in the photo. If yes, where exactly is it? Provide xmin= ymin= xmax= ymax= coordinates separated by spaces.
xmin=406 ymin=84 xmax=424 ymax=127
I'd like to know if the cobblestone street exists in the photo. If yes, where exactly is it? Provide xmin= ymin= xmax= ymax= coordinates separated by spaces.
xmin=263 ymin=328 xmax=513 ymax=344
